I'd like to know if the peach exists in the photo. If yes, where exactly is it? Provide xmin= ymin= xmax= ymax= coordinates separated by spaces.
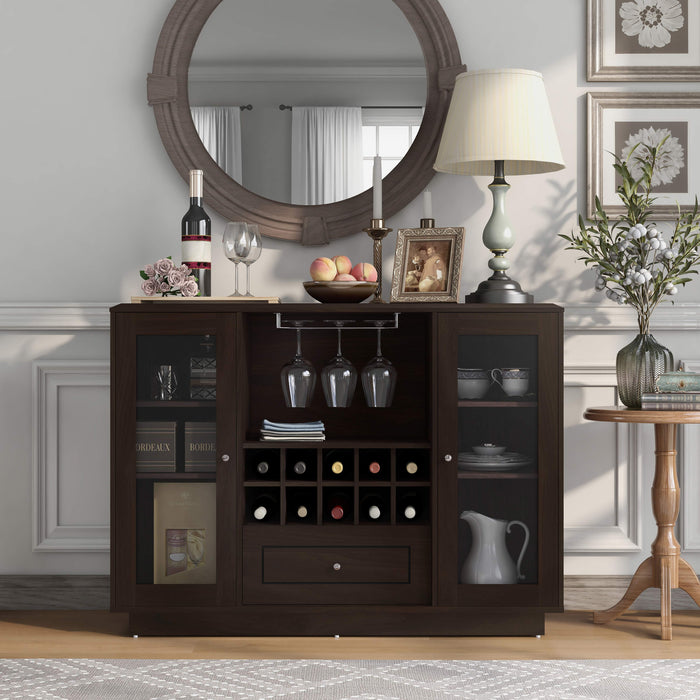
xmin=351 ymin=262 xmax=378 ymax=282
xmin=334 ymin=273 xmax=356 ymax=281
xmin=332 ymin=255 xmax=352 ymax=275
xmin=310 ymin=257 xmax=337 ymax=281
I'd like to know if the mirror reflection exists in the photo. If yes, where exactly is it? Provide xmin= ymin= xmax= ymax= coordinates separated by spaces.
xmin=188 ymin=0 xmax=426 ymax=206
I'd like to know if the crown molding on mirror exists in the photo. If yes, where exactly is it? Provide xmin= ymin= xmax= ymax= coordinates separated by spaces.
xmin=147 ymin=0 xmax=465 ymax=243
xmin=188 ymin=65 xmax=426 ymax=83
xmin=0 ymin=303 xmax=112 ymax=331
xmin=564 ymin=303 xmax=700 ymax=331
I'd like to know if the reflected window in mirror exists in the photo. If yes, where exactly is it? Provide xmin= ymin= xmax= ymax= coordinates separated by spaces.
xmin=362 ymin=108 xmax=423 ymax=190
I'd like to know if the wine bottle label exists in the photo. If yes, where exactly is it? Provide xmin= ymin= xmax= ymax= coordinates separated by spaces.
xmin=368 ymin=505 xmax=381 ymax=519
xmin=297 ymin=505 xmax=308 ymax=518
xmin=405 ymin=462 xmax=418 ymax=474
xmin=331 ymin=461 xmax=343 ymax=474
xmin=404 ymin=505 xmax=417 ymax=519
xmin=331 ymin=505 xmax=344 ymax=519
xmin=368 ymin=462 xmax=381 ymax=474
xmin=253 ymin=506 xmax=267 ymax=520
xmin=181 ymin=239 xmax=212 ymax=264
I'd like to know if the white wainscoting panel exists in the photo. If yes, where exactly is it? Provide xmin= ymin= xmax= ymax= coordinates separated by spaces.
xmin=33 ymin=361 xmax=110 ymax=552
xmin=563 ymin=367 xmax=642 ymax=553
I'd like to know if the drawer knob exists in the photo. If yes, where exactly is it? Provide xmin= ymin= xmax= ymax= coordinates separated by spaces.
xmin=444 ymin=454 xmax=453 ymax=462
xmin=221 ymin=454 xmax=230 ymax=462
xmin=333 ymin=562 xmax=341 ymax=571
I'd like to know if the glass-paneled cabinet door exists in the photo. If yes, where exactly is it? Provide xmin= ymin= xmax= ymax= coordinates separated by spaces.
xmin=436 ymin=310 xmax=562 ymax=608
xmin=111 ymin=312 xmax=235 ymax=609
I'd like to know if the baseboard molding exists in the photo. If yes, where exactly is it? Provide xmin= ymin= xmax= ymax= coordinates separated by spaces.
xmin=0 ymin=575 xmax=697 ymax=612
xmin=0 ymin=575 xmax=109 ymax=611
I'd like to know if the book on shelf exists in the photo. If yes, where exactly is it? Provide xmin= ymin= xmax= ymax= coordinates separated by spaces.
xmin=184 ymin=421 xmax=216 ymax=471
xmin=136 ymin=421 xmax=177 ymax=472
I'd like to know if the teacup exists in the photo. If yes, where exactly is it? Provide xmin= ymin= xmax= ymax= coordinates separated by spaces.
xmin=491 ymin=367 xmax=530 ymax=397
xmin=457 ymin=368 xmax=490 ymax=399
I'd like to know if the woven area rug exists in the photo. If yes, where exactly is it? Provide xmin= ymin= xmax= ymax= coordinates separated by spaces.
xmin=2 ymin=659 xmax=700 ymax=699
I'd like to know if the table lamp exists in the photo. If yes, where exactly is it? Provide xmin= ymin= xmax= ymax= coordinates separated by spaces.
xmin=433 ymin=69 xmax=564 ymax=303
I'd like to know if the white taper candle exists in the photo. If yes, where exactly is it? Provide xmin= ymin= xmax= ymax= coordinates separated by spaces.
xmin=372 ymin=156 xmax=382 ymax=219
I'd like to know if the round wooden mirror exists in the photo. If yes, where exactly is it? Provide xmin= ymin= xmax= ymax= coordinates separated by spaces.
xmin=148 ymin=0 xmax=464 ymax=243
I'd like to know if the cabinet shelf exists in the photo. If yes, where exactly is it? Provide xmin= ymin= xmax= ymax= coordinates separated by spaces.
xmin=458 ymin=401 xmax=537 ymax=408
xmin=457 ymin=471 xmax=537 ymax=480
xmin=243 ymin=440 xmax=431 ymax=449
xmin=137 ymin=400 xmax=215 ymax=408
xmin=135 ymin=472 xmax=215 ymax=480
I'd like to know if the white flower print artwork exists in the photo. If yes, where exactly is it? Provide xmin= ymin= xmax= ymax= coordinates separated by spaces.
xmin=619 ymin=0 xmax=684 ymax=48
xmin=621 ymin=126 xmax=685 ymax=186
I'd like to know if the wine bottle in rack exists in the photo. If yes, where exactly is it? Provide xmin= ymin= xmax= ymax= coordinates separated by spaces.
xmin=323 ymin=449 xmax=353 ymax=480
xmin=398 ymin=492 xmax=421 ymax=521
xmin=288 ymin=493 xmax=314 ymax=522
xmin=256 ymin=461 xmax=270 ymax=476
xmin=181 ymin=169 xmax=211 ymax=296
xmin=327 ymin=492 xmax=351 ymax=521
xmin=250 ymin=493 xmax=278 ymax=522
xmin=292 ymin=461 xmax=307 ymax=476
xmin=405 ymin=461 xmax=419 ymax=476
xmin=360 ymin=492 xmax=386 ymax=521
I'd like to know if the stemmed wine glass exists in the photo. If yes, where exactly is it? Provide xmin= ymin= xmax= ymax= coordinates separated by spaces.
xmin=222 ymin=222 xmax=250 ymax=296
xmin=280 ymin=323 xmax=316 ymax=408
xmin=241 ymin=224 xmax=262 ymax=297
xmin=361 ymin=321 xmax=397 ymax=407
xmin=321 ymin=323 xmax=357 ymax=408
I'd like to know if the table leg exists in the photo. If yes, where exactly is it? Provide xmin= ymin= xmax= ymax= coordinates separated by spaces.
xmin=594 ymin=423 xmax=682 ymax=640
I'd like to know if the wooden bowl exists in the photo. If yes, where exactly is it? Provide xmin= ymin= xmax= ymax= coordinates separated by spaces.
xmin=303 ymin=280 xmax=377 ymax=303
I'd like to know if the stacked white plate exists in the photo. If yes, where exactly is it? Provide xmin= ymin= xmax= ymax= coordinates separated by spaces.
xmin=457 ymin=451 xmax=532 ymax=472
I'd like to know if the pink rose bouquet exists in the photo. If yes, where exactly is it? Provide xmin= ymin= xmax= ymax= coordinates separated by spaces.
xmin=139 ymin=257 xmax=200 ymax=297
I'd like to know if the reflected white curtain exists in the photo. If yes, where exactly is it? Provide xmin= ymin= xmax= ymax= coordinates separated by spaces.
xmin=291 ymin=107 xmax=363 ymax=205
xmin=190 ymin=106 xmax=243 ymax=182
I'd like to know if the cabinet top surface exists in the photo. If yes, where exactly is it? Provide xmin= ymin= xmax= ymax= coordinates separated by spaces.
xmin=111 ymin=301 xmax=564 ymax=314
xmin=584 ymin=406 xmax=700 ymax=424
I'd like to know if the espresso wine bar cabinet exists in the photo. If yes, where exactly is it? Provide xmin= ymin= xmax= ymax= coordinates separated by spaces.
xmin=111 ymin=301 xmax=563 ymax=636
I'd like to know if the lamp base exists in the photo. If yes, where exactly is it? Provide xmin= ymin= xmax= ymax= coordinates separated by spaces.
xmin=465 ymin=271 xmax=533 ymax=304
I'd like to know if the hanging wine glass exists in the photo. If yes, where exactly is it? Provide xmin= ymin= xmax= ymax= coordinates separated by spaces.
xmin=222 ymin=222 xmax=250 ymax=296
xmin=361 ymin=321 xmax=397 ymax=408
xmin=241 ymin=224 xmax=262 ymax=297
xmin=280 ymin=323 xmax=316 ymax=408
xmin=321 ymin=323 xmax=357 ymax=408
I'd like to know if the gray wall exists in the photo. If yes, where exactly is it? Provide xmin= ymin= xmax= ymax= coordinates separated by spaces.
xmin=1 ymin=0 xmax=699 ymax=576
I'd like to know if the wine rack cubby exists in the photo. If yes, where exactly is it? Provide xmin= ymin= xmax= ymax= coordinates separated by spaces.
xmin=243 ymin=445 xmax=430 ymax=525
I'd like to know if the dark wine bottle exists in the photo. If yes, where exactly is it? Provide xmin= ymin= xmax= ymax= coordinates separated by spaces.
xmin=181 ymin=169 xmax=211 ymax=296
xmin=256 ymin=461 xmax=270 ymax=475
xmin=360 ymin=492 xmax=385 ymax=521
xmin=292 ymin=461 xmax=307 ymax=475
xmin=327 ymin=492 xmax=350 ymax=521
xmin=251 ymin=493 xmax=278 ymax=521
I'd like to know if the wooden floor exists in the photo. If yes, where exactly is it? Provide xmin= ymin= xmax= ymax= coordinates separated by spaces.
xmin=2 ymin=611 xmax=700 ymax=659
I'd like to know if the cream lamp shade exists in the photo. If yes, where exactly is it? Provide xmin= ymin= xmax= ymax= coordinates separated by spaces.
xmin=433 ymin=68 xmax=564 ymax=303
xmin=433 ymin=68 xmax=564 ymax=176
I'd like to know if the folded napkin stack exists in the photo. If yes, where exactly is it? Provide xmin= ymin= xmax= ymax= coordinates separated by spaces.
xmin=260 ymin=419 xmax=325 ymax=442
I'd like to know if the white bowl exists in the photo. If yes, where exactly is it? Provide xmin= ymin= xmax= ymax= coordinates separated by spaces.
xmin=472 ymin=444 xmax=507 ymax=456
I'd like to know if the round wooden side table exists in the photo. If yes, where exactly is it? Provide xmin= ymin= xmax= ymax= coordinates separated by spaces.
xmin=584 ymin=406 xmax=700 ymax=640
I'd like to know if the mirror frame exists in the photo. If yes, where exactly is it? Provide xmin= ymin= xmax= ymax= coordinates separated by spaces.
xmin=147 ymin=0 xmax=465 ymax=243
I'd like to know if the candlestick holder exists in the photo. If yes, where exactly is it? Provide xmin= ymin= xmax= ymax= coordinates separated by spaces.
xmin=420 ymin=218 xmax=435 ymax=229
xmin=363 ymin=218 xmax=392 ymax=303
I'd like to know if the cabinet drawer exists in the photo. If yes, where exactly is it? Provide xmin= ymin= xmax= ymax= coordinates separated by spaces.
xmin=263 ymin=546 xmax=409 ymax=584
xmin=242 ymin=526 xmax=430 ymax=605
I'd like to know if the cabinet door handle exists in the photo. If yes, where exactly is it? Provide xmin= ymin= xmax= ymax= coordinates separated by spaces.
xmin=444 ymin=454 xmax=453 ymax=462
xmin=221 ymin=454 xmax=230 ymax=462
xmin=333 ymin=562 xmax=341 ymax=571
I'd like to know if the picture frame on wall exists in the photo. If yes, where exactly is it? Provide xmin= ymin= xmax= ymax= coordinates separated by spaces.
xmin=588 ymin=0 xmax=700 ymax=81
xmin=390 ymin=227 xmax=464 ymax=303
xmin=587 ymin=92 xmax=700 ymax=220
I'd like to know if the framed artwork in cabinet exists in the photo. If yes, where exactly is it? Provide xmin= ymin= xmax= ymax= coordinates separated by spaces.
xmin=390 ymin=227 xmax=464 ymax=302
xmin=587 ymin=92 xmax=700 ymax=219
xmin=588 ymin=0 xmax=700 ymax=81
xmin=153 ymin=482 xmax=216 ymax=585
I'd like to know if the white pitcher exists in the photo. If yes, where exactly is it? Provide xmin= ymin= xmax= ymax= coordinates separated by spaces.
xmin=459 ymin=510 xmax=529 ymax=584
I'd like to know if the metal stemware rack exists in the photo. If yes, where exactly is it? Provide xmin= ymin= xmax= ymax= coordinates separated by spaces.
xmin=275 ymin=312 xmax=400 ymax=331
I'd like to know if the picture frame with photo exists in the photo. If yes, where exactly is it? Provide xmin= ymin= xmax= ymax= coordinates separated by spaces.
xmin=390 ymin=227 xmax=464 ymax=302
xmin=587 ymin=92 xmax=700 ymax=220
xmin=588 ymin=0 xmax=700 ymax=81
